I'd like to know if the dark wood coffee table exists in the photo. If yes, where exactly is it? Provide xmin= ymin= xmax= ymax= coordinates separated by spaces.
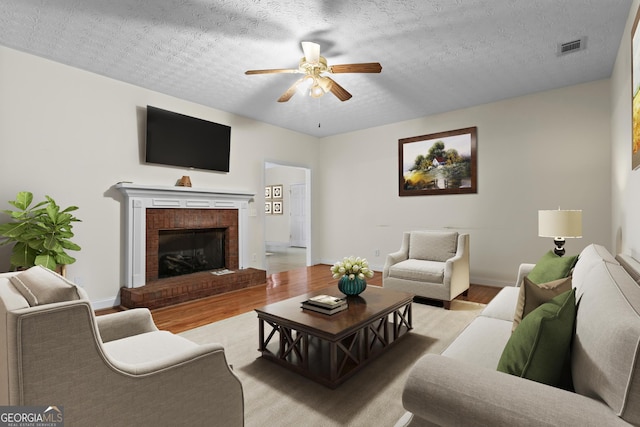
xmin=255 ymin=285 xmax=413 ymax=388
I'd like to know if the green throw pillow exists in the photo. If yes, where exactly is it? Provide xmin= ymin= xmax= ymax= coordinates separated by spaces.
xmin=527 ymin=251 xmax=577 ymax=284
xmin=497 ymin=288 xmax=576 ymax=386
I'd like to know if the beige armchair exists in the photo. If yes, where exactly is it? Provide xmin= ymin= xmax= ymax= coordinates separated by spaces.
xmin=383 ymin=231 xmax=469 ymax=309
xmin=0 ymin=266 xmax=243 ymax=426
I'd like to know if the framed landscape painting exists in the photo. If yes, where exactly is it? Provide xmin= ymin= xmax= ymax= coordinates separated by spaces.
xmin=632 ymin=6 xmax=640 ymax=170
xmin=399 ymin=127 xmax=477 ymax=196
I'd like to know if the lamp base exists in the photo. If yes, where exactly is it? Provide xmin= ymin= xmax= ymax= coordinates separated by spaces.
xmin=553 ymin=237 xmax=566 ymax=257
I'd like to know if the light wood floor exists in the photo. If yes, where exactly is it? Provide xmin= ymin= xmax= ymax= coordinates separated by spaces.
xmin=108 ymin=265 xmax=501 ymax=334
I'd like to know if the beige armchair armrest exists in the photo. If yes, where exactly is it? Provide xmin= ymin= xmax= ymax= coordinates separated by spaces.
xmin=443 ymin=233 xmax=470 ymax=297
xmin=383 ymin=232 xmax=410 ymax=278
xmin=96 ymin=308 xmax=159 ymax=343
xmin=383 ymin=250 xmax=408 ymax=277
xmin=105 ymin=340 xmax=228 ymax=376
xmin=403 ymin=354 xmax=628 ymax=426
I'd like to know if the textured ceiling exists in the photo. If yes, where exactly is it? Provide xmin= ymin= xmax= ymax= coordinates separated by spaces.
xmin=0 ymin=0 xmax=633 ymax=137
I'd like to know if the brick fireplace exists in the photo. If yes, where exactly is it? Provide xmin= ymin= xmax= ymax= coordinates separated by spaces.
xmin=146 ymin=208 xmax=239 ymax=280
xmin=115 ymin=183 xmax=265 ymax=309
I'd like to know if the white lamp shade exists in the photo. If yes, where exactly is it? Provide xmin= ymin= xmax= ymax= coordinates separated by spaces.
xmin=538 ymin=210 xmax=582 ymax=238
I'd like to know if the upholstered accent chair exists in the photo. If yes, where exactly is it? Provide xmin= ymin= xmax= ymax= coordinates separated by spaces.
xmin=383 ymin=231 xmax=469 ymax=309
xmin=0 ymin=266 xmax=244 ymax=427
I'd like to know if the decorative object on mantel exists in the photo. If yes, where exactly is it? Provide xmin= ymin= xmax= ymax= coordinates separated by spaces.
xmin=538 ymin=208 xmax=582 ymax=256
xmin=0 ymin=191 xmax=81 ymax=274
xmin=331 ymin=256 xmax=374 ymax=296
xmin=177 ymin=176 xmax=192 ymax=187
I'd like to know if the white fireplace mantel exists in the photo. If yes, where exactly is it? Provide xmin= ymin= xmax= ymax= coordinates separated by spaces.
xmin=115 ymin=182 xmax=254 ymax=288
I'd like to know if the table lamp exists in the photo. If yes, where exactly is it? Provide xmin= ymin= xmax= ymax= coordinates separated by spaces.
xmin=538 ymin=209 xmax=582 ymax=256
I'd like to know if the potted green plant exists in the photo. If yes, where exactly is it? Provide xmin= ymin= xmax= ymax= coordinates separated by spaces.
xmin=0 ymin=191 xmax=81 ymax=273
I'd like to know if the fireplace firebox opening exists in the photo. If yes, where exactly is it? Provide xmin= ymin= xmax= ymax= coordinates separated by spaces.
xmin=158 ymin=228 xmax=226 ymax=278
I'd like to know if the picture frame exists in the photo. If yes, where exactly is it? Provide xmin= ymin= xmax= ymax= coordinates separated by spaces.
xmin=272 ymin=200 xmax=283 ymax=215
xmin=632 ymin=6 xmax=640 ymax=170
xmin=398 ymin=127 xmax=477 ymax=196
xmin=272 ymin=184 xmax=283 ymax=199
xmin=265 ymin=201 xmax=272 ymax=215
xmin=265 ymin=186 xmax=272 ymax=199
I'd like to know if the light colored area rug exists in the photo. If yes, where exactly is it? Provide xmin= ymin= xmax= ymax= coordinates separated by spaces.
xmin=179 ymin=300 xmax=484 ymax=427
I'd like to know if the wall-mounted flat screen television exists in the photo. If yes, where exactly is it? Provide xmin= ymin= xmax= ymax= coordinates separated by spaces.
xmin=145 ymin=105 xmax=231 ymax=172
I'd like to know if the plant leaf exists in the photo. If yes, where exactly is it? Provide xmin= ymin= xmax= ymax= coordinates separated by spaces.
xmin=34 ymin=253 xmax=57 ymax=270
xmin=54 ymin=252 xmax=76 ymax=265
xmin=10 ymin=242 xmax=36 ymax=268
xmin=12 ymin=192 xmax=33 ymax=211
xmin=60 ymin=240 xmax=81 ymax=251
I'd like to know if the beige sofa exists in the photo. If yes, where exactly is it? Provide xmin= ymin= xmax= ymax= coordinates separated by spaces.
xmin=383 ymin=231 xmax=469 ymax=309
xmin=395 ymin=244 xmax=640 ymax=426
xmin=0 ymin=266 xmax=244 ymax=426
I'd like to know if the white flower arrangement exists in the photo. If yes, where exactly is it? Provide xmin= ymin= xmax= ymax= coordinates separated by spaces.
xmin=330 ymin=256 xmax=375 ymax=280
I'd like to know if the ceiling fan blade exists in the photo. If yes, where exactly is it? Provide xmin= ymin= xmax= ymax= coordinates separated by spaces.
xmin=329 ymin=63 xmax=382 ymax=73
xmin=245 ymin=68 xmax=299 ymax=75
xmin=324 ymin=77 xmax=352 ymax=101
xmin=301 ymin=41 xmax=321 ymax=64
xmin=277 ymin=77 xmax=305 ymax=102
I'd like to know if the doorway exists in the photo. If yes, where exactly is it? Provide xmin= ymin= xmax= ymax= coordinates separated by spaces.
xmin=264 ymin=162 xmax=311 ymax=274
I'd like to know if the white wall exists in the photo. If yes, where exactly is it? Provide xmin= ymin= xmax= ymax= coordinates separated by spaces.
xmin=611 ymin=0 xmax=640 ymax=259
xmin=318 ymin=80 xmax=612 ymax=286
xmin=0 ymin=41 xmax=619 ymax=306
xmin=0 ymin=46 xmax=319 ymax=308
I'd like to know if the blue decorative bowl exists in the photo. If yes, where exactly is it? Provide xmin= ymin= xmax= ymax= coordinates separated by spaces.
xmin=338 ymin=275 xmax=367 ymax=296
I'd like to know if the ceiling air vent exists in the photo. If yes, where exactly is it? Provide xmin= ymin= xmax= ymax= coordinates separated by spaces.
xmin=558 ymin=38 xmax=586 ymax=56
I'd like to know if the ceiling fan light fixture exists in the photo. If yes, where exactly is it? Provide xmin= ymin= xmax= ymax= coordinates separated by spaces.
xmin=310 ymin=83 xmax=325 ymax=98
xmin=297 ymin=75 xmax=314 ymax=94
xmin=246 ymin=41 xmax=380 ymax=103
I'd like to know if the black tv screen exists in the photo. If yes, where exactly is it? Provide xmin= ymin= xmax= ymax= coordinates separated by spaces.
xmin=145 ymin=106 xmax=231 ymax=172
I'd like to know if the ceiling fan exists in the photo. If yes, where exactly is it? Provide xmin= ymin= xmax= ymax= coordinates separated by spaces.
xmin=245 ymin=41 xmax=382 ymax=102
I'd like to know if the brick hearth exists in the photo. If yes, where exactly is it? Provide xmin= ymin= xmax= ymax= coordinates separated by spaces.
xmin=120 ymin=268 xmax=266 ymax=309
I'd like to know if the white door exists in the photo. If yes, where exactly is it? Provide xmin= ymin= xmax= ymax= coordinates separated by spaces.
xmin=289 ymin=183 xmax=307 ymax=248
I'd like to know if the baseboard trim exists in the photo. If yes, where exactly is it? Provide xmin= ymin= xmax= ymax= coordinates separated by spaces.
xmin=91 ymin=295 xmax=120 ymax=310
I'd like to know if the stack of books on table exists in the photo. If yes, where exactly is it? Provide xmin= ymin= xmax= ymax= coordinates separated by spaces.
xmin=301 ymin=294 xmax=348 ymax=315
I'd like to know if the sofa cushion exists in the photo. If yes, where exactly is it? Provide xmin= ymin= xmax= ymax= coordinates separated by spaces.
xmin=512 ymin=276 xmax=572 ymax=332
xmin=9 ymin=265 xmax=79 ymax=306
xmin=497 ymin=288 xmax=576 ymax=387
xmin=571 ymin=261 xmax=640 ymax=425
xmin=615 ymin=254 xmax=640 ymax=284
xmin=527 ymin=251 xmax=577 ymax=285
xmin=388 ymin=259 xmax=444 ymax=283
xmin=442 ymin=315 xmax=514 ymax=370
xmin=408 ymin=231 xmax=458 ymax=262
xmin=480 ymin=286 xmax=520 ymax=322
xmin=572 ymin=244 xmax=619 ymax=295
xmin=103 ymin=331 xmax=200 ymax=369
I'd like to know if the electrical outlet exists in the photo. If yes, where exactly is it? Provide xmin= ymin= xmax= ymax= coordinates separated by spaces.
xmin=375 ymin=249 xmax=380 ymax=257
xmin=252 ymin=253 xmax=257 ymax=262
